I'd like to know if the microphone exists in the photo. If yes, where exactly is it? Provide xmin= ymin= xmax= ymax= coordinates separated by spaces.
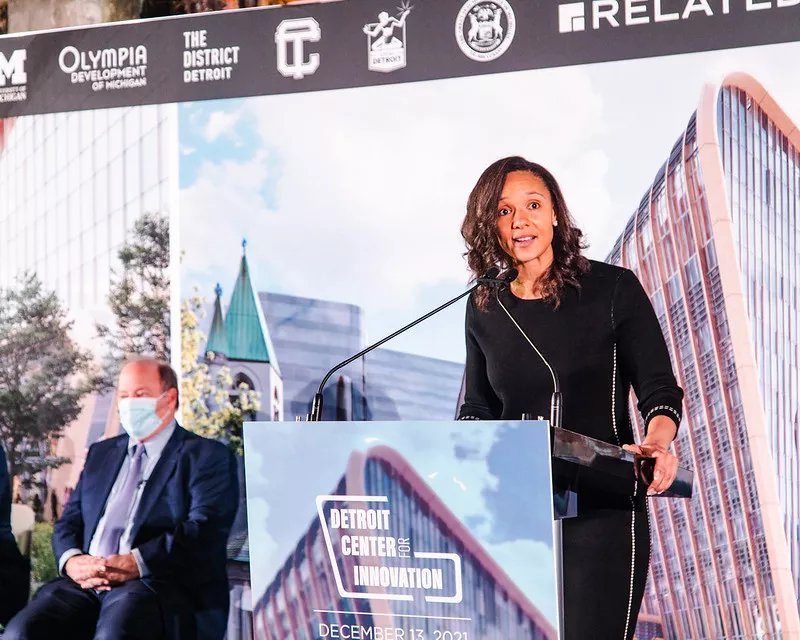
xmin=307 ymin=267 xmax=509 ymax=421
xmin=477 ymin=267 xmax=518 ymax=289
xmin=492 ymin=284 xmax=563 ymax=429
xmin=492 ymin=275 xmax=565 ymax=640
xmin=476 ymin=266 xmax=503 ymax=285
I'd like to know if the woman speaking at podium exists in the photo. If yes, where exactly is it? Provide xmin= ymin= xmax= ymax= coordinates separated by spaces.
xmin=458 ymin=156 xmax=684 ymax=639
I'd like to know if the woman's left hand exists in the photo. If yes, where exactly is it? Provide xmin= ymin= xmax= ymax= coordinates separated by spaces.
xmin=623 ymin=414 xmax=679 ymax=496
xmin=622 ymin=442 xmax=679 ymax=496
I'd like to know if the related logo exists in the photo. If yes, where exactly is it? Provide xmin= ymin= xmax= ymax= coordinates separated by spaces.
xmin=558 ymin=0 xmax=800 ymax=33
xmin=0 ymin=49 xmax=28 ymax=103
xmin=58 ymin=45 xmax=148 ymax=92
xmin=363 ymin=1 xmax=413 ymax=73
xmin=455 ymin=0 xmax=516 ymax=62
xmin=275 ymin=17 xmax=321 ymax=80
xmin=558 ymin=2 xmax=586 ymax=32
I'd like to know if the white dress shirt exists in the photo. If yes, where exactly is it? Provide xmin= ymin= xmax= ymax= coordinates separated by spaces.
xmin=59 ymin=421 xmax=177 ymax=578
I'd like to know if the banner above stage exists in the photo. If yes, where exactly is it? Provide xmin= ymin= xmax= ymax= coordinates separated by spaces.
xmin=0 ymin=0 xmax=798 ymax=117
xmin=243 ymin=419 xmax=558 ymax=640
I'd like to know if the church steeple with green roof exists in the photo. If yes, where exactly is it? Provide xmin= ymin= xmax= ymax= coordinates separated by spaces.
xmin=206 ymin=283 xmax=229 ymax=358
xmin=222 ymin=239 xmax=280 ymax=373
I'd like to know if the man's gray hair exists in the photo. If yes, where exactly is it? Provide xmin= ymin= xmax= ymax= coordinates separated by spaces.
xmin=121 ymin=357 xmax=180 ymax=408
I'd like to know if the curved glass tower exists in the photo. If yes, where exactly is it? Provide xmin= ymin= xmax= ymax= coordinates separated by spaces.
xmin=610 ymin=73 xmax=800 ymax=639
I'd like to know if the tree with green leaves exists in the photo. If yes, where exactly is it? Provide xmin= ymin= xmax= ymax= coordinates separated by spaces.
xmin=181 ymin=291 xmax=260 ymax=456
xmin=98 ymin=211 xmax=260 ymax=454
xmin=97 ymin=211 xmax=170 ymax=387
xmin=0 ymin=274 xmax=99 ymax=488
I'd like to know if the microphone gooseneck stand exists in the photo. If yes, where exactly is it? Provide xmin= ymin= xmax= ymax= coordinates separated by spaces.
xmin=494 ymin=290 xmax=562 ymax=428
xmin=306 ymin=268 xmax=511 ymax=422
xmin=494 ymin=288 xmax=567 ymax=640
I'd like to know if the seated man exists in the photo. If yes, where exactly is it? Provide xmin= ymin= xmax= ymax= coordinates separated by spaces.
xmin=0 ymin=444 xmax=30 ymax=627
xmin=4 ymin=358 xmax=239 ymax=640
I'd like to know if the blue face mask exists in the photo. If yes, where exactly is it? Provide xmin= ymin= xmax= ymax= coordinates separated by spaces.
xmin=118 ymin=393 xmax=166 ymax=441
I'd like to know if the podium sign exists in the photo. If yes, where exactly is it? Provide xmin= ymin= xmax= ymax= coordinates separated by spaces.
xmin=244 ymin=420 xmax=558 ymax=640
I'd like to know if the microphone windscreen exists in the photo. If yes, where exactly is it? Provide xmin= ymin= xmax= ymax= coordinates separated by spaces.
xmin=482 ymin=266 xmax=500 ymax=280
xmin=504 ymin=268 xmax=519 ymax=283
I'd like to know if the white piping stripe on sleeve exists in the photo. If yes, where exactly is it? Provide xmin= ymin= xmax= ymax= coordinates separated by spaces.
xmin=644 ymin=404 xmax=681 ymax=426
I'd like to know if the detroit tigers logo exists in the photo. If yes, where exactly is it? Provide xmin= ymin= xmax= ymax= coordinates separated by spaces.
xmin=274 ymin=18 xmax=321 ymax=80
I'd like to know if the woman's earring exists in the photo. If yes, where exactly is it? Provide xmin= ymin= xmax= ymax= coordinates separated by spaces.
xmin=553 ymin=220 xmax=558 ymax=227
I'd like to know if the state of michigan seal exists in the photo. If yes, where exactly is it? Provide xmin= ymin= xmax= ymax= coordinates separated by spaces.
xmin=455 ymin=0 xmax=516 ymax=62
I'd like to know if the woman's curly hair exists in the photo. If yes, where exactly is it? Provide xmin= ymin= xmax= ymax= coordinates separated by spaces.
xmin=461 ymin=156 xmax=589 ymax=310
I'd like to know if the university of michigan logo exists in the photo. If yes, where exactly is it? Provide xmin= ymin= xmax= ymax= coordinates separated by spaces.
xmin=0 ymin=49 xmax=28 ymax=103
xmin=275 ymin=18 xmax=321 ymax=80
xmin=0 ymin=50 xmax=27 ymax=86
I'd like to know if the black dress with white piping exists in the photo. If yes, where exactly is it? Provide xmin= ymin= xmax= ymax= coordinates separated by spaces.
xmin=459 ymin=259 xmax=683 ymax=640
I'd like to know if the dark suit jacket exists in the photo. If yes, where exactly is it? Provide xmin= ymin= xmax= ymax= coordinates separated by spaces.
xmin=52 ymin=426 xmax=238 ymax=630
xmin=0 ymin=444 xmax=14 ymax=547
xmin=0 ymin=445 xmax=29 ymax=626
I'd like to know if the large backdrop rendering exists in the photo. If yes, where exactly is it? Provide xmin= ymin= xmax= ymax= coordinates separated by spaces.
xmin=1 ymin=1 xmax=800 ymax=639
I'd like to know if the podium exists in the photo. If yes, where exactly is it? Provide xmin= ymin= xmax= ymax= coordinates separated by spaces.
xmin=548 ymin=425 xmax=692 ymax=639
xmin=550 ymin=425 xmax=692 ymax=511
xmin=242 ymin=419 xmax=693 ymax=640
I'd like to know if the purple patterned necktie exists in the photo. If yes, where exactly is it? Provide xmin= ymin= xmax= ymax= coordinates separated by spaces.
xmin=95 ymin=444 xmax=145 ymax=558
